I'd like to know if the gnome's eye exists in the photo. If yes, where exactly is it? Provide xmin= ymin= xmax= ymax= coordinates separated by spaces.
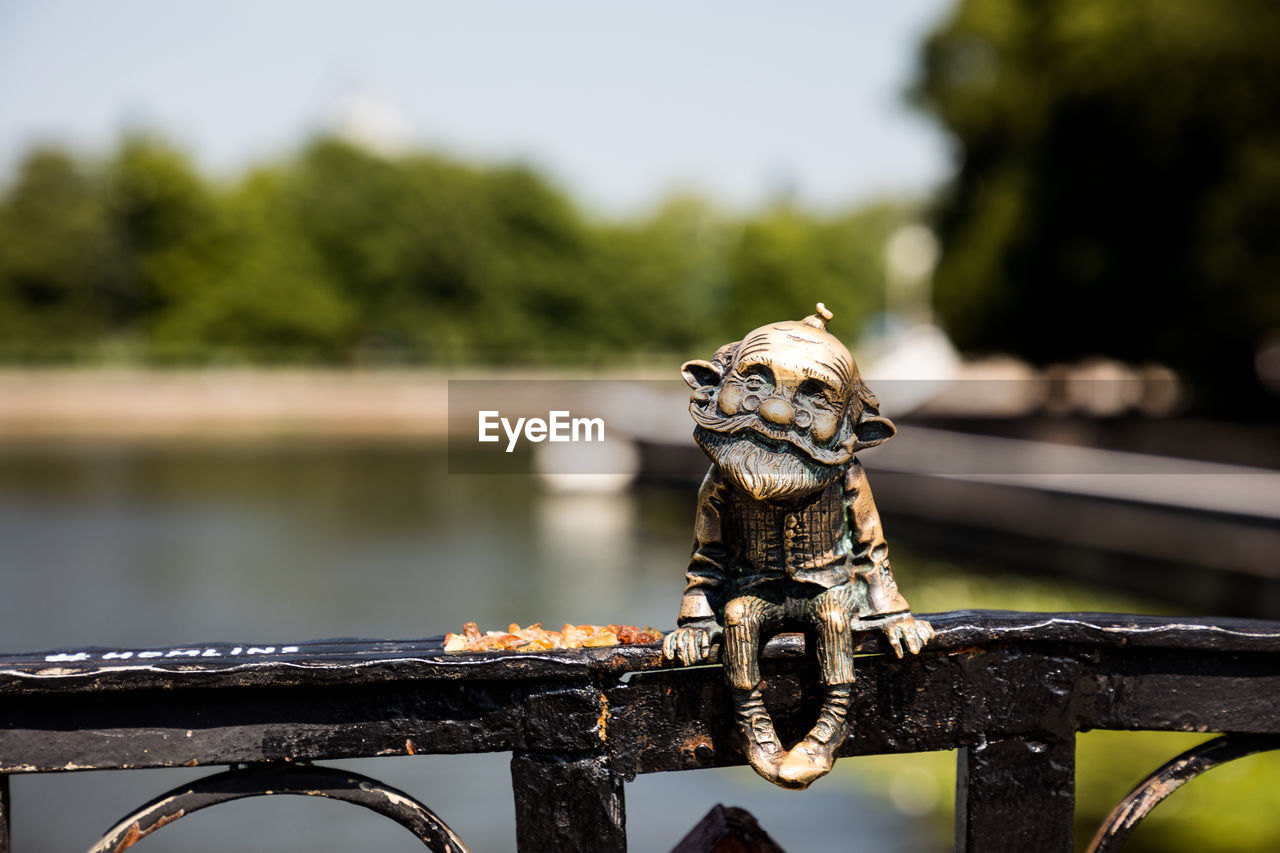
xmin=739 ymin=365 xmax=774 ymax=393
xmin=798 ymin=379 xmax=837 ymax=409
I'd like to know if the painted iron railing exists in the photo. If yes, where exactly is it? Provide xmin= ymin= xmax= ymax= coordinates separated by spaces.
xmin=2 ymin=610 xmax=1279 ymax=851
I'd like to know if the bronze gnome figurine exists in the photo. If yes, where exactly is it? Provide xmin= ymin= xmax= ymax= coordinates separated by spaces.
xmin=662 ymin=303 xmax=933 ymax=789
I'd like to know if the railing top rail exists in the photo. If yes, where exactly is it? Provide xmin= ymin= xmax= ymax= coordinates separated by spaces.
xmin=4 ymin=605 xmax=1280 ymax=853
xmin=3 ymin=610 xmax=1280 ymax=696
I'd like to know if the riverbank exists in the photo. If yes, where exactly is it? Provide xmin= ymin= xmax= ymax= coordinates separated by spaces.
xmin=0 ymin=367 xmax=673 ymax=442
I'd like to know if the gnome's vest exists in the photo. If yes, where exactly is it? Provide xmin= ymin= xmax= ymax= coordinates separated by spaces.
xmin=723 ymin=477 xmax=853 ymax=590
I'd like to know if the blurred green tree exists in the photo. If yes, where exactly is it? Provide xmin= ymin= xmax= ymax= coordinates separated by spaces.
xmin=470 ymin=163 xmax=595 ymax=362
xmin=586 ymin=195 xmax=730 ymax=358
xmin=150 ymin=165 xmax=354 ymax=362
xmin=105 ymin=136 xmax=235 ymax=359
xmin=0 ymin=134 xmax=912 ymax=365
xmin=915 ymin=0 xmax=1280 ymax=415
xmin=722 ymin=202 xmax=910 ymax=343
xmin=278 ymin=139 xmax=496 ymax=362
xmin=0 ymin=148 xmax=123 ymax=356
xmin=276 ymin=140 xmax=601 ymax=363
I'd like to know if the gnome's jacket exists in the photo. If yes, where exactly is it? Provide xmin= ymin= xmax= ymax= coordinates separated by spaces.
xmin=677 ymin=458 xmax=911 ymax=625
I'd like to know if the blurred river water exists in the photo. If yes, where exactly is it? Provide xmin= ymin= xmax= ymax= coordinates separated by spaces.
xmin=0 ymin=441 xmax=943 ymax=852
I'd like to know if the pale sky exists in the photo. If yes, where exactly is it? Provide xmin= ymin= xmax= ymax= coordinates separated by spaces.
xmin=0 ymin=0 xmax=954 ymax=214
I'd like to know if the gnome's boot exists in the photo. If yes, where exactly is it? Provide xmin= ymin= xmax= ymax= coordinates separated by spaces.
xmin=777 ymin=684 xmax=853 ymax=789
xmin=732 ymin=687 xmax=784 ymax=783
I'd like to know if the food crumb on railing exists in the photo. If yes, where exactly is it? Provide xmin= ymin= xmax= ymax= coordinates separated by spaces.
xmin=443 ymin=621 xmax=664 ymax=652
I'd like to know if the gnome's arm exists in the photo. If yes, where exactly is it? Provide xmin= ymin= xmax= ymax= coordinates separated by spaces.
xmin=678 ymin=468 xmax=731 ymax=626
xmin=844 ymin=459 xmax=911 ymax=616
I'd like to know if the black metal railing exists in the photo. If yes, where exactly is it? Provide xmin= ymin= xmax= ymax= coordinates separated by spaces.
xmin=2 ymin=610 xmax=1280 ymax=852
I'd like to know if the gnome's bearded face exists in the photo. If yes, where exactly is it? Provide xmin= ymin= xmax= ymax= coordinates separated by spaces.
xmin=682 ymin=305 xmax=896 ymax=502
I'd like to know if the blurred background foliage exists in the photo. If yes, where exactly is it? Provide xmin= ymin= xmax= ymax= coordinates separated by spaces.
xmin=0 ymin=134 xmax=907 ymax=367
xmin=2 ymin=0 xmax=1278 ymax=418
xmin=914 ymin=0 xmax=1280 ymax=417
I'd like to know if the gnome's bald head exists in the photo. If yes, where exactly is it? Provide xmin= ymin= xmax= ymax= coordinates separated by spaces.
xmin=680 ymin=304 xmax=896 ymax=501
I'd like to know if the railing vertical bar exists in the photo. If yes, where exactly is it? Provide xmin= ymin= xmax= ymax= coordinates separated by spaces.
xmin=956 ymin=736 xmax=1075 ymax=853
xmin=0 ymin=773 xmax=9 ymax=853
xmin=511 ymin=751 xmax=626 ymax=853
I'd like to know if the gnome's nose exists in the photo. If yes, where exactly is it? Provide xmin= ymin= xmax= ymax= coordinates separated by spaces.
xmin=758 ymin=397 xmax=795 ymax=426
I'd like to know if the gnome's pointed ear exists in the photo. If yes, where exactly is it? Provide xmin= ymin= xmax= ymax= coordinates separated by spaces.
xmin=681 ymin=359 xmax=723 ymax=390
xmin=852 ymin=413 xmax=897 ymax=450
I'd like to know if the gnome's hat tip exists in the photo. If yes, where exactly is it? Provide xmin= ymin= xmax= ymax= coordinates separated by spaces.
xmin=802 ymin=303 xmax=834 ymax=330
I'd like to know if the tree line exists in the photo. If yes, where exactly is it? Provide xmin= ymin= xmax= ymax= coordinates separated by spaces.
xmin=5 ymin=0 xmax=1277 ymax=417
xmin=0 ymin=136 xmax=908 ymax=366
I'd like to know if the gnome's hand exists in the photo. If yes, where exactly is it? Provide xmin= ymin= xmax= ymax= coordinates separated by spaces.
xmin=663 ymin=620 xmax=722 ymax=666
xmin=883 ymin=614 xmax=934 ymax=658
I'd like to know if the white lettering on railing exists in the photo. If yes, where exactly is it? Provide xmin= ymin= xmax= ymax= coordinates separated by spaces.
xmin=43 ymin=644 xmax=304 ymax=663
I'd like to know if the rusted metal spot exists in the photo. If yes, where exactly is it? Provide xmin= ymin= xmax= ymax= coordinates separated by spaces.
xmin=681 ymin=735 xmax=715 ymax=764
xmin=113 ymin=822 xmax=142 ymax=853
xmin=596 ymin=693 xmax=609 ymax=742
xmin=112 ymin=810 xmax=184 ymax=852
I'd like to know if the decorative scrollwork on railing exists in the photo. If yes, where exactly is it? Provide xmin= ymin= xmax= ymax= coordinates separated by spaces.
xmin=1087 ymin=734 xmax=1280 ymax=853
xmin=87 ymin=764 xmax=471 ymax=853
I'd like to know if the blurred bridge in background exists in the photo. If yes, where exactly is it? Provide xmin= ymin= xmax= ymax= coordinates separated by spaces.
xmin=636 ymin=420 xmax=1280 ymax=619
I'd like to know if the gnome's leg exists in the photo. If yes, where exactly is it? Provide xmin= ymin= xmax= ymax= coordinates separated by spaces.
xmin=777 ymin=585 xmax=859 ymax=789
xmin=723 ymin=595 xmax=785 ymax=782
